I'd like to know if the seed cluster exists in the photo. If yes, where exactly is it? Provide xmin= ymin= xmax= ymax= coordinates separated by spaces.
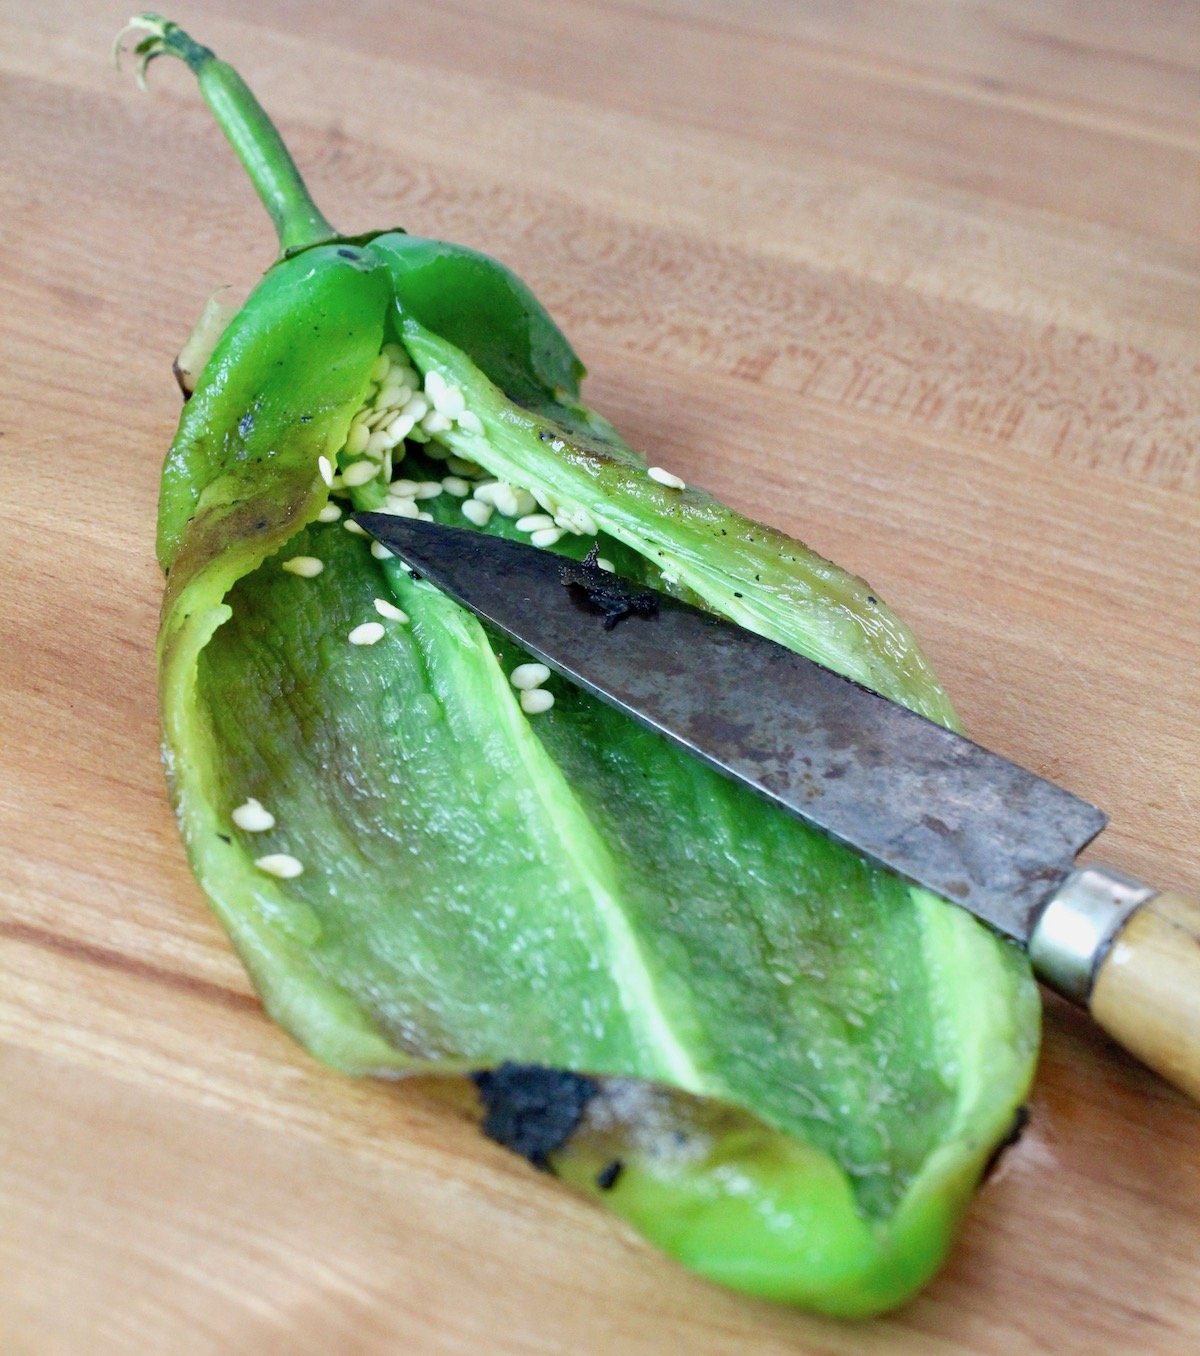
xmin=328 ymin=344 xmax=484 ymax=496
xmin=240 ymin=335 xmax=693 ymax=886
xmin=321 ymin=343 xmax=662 ymax=714
xmin=313 ymin=342 xmax=610 ymax=558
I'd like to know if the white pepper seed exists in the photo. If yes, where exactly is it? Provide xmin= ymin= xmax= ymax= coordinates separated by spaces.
xmin=492 ymin=485 xmax=521 ymax=517
xmin=530 ymin=527 xmax=565 ymax=548
xmin=555 ymin=506 xmax=599 ymax=536
xmin=455 ymin=411 xmax=483 ymax=435
xmin=344 ymin=421 xmax=370 ymax=456
xmin=255 ymin=853 xmax=304 ymax=879
xmin=384 ymin=413 xmax=416 ymax=443
xmin=510 ymin=663 xmax=551 ymax=691
xmin=348 ymin=621 xmax=385 ymax=646
xmin=519 ymin=688 xmax=555 ymax=715
xmin=462 ymin=499 xmax=493 ymax=527
xmin=344 ymin=519 xmax=367 ymax=536
xmin=441 ymin=476 xmax=470 ymax=496
xmin=424 ymin=369 xmax=447 ymax=403
xmin=516 ymin=513 xmax=555 ymax=533
xmin=342 ymin=460 xmax=379 ymax=487
xmin=317 ymin=503 xmax=342 ymax=522
xmin=374 ymin=598 xmax=408 ymax=622
xmin=433 ymin=384 xmax=465 ymax=419
xmin=648 ymin=466 xmax=686 ymax=490
xmin=281 ymin=556 xmax=324 ymax=578
xmin=318 ymin=455 xmax=333 ymax=487
xmin=232 ymin=797 xmax=275 ymax=832
xmin=370 ymin=540 xmax=393 ymax=559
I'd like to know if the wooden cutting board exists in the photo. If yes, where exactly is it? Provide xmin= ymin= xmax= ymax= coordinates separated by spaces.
xmin=3 ymin=2 xmax=1197 ymax=1351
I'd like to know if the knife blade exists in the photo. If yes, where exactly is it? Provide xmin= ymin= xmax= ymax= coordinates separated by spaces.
xmin=356 ymin=512 xmax=1200 ymax=1099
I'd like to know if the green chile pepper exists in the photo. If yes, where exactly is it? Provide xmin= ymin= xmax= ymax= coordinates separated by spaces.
xmin=124 ymin=15 xmax=1038 ymax=1316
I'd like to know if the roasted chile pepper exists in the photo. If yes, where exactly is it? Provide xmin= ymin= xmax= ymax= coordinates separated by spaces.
xmin=122 ymin=16 xmax=1038 ymax=1316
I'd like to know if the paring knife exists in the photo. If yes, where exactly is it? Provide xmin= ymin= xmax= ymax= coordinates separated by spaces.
xmin=357 ymin=513 xmax=1200 ymax=1100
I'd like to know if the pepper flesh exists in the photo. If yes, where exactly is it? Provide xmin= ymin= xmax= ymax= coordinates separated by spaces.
xmin=127 ymin=15 xmax=1039 ymax=1316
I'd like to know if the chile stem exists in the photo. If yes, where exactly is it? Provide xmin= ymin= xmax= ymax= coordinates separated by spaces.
xmin=121 ymin=16 xmax=335 ymax=253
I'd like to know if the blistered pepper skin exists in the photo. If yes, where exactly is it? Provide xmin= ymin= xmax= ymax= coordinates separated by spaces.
xmin=127 ymin=16 xmax=1039 ymax=1316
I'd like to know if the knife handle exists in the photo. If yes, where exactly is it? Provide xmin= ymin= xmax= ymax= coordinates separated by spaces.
xmin=1090 ymin=890 xmax=1200 ymax=1101
xmin=1030 ymin=866 xmax=1200 ymax=1101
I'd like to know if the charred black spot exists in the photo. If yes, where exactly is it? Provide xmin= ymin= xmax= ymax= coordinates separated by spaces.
xmin=216 ymin=833 xmax=231 ymax=845
xmin=336 ymin=247 xmax=359 ymax=259
xmin=981 ymin=1105 xmax=1030 ymax=1182
xmin=595 ymin=1159 xmax=623 ymax=1191
xmin=472 ymin=1062 xmax=598 ymax=1171
xmin=561 ymin=545 xmax=659 ymax=630
xmin=300 ymin=414 xmax=312 ymax=424
xmin=255 ymin=518 xmax=268 ymax=532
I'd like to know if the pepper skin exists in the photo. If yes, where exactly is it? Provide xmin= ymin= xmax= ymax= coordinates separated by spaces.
xmin=123 ymin=15 xmax=1039 ymax=1316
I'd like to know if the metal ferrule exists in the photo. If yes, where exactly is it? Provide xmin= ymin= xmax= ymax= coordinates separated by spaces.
xmin=1029 ymin=865 xmax=1155 ymax=1004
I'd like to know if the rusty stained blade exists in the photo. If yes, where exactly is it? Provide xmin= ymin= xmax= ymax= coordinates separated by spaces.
xmin=356 ymin=514 xmax=1107 ymax=944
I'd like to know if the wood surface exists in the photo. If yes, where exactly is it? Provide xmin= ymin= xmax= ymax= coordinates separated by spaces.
xmin=2 ymin=1 xmax=1198 ymax=1351
xmin=1092 ymin=891 xmax=1200 ymax=1103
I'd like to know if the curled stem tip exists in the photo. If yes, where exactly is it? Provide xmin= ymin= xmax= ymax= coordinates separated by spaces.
xmin=114 ymin=14 xmax=213 ymax=90
xmin=111 ymin=15 xmax=334 ymax=253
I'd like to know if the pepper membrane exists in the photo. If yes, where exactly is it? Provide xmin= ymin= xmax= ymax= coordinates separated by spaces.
xmin=124 ymin=15 xmax=1039 ymax=1315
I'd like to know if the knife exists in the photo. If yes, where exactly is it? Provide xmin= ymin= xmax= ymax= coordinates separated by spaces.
xmin=357 ymin=513 xmax=1200 ymax=1100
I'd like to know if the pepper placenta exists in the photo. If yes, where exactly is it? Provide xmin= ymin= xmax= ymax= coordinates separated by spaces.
xmin=124 ymin=15 xmax=1039 ymax=1316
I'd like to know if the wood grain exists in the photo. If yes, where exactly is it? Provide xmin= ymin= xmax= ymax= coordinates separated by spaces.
xmin=1092 ymin=892 xmax=1200 ymax=1103
xmin=1 ymin=1 xmax=1197 ymax=1351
